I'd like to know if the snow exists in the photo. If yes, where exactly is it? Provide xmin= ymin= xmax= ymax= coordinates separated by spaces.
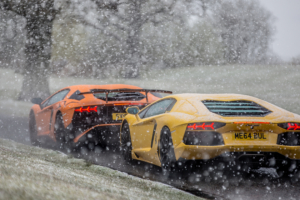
xmin=0 ymin=0 xmax=299 ymax=199
xmin=0 ymin=138 xmax=201 ymax=200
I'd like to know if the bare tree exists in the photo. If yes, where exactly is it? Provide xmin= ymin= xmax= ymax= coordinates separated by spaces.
xmin=0 ymin=0 xmax=118 ymax=101
xmin=0 ymin=0 xmax=59 ymax=101
xmin=0 ymin=0 xmax=214 ymax=101
xmin=85 ymin=0 xmax=207 ymax=78
xmin=291 ymin=55 xmax=300 ymax=66
xmin=0 ymin=11 xmax=26 ymax=69
xmin=212 ymin=0 xmax=274 ymax=64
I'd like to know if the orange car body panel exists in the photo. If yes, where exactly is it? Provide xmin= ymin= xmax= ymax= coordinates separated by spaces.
xmin=30 ymin=84 xmax=161 ymax=143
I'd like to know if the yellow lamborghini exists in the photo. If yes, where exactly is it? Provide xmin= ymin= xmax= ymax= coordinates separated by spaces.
xmin=120 ymin=94 xmax=300 ymax=174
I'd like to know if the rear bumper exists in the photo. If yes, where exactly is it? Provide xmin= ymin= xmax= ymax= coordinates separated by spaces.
xmin=175 ymin=143 xmax=300 ymax=163
xmin=73 ymin=123 xmax=121 ymax=146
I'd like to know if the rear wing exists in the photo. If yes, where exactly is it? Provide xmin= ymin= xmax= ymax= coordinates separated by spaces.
xmin=79 ymin=89 xmax=172 ymax=103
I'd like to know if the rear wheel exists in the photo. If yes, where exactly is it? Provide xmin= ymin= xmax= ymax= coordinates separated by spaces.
xmin=159 ymin=126 xmax=176 ymax=173
xmin=291 ymin=168 xmax=300 ymax=183
xmin=120 ymin=122 xmax=132 ymax=162
xmin=277 ymin=161 xmax=300 ymax=183
xmin=54 ymin=113 xmax=69 ymax=150
xmin=276 ymin=161 xmax=291 ymax=177
xmin=29 ymin=111 xmax=40 ymax=146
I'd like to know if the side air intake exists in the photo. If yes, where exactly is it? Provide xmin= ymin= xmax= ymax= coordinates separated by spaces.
xmin=202 ymin=100 xmax=272 ymax=117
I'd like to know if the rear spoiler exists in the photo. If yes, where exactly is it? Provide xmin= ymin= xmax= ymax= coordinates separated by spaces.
xmin=79 ymin=89 xmax=172 ymax=103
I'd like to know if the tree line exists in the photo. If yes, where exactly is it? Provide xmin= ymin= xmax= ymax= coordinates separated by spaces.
xmin=0 ymin=0 xmax=276 ymax=101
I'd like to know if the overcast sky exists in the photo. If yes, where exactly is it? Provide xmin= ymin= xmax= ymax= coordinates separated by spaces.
xmin=260 ymin=0 xmax=300 ymax=61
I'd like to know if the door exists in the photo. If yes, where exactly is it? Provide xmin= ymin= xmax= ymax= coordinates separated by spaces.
xmin=131 ymin=98 xmax=176 ymax=150
xmin=36 ymin=90 xmax=70 ymax=135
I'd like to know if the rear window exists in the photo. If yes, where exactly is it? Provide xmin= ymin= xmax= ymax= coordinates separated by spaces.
xmin=202 ymin=100 xmax=272 ymax=117
xmin=94 ymin=92 xmax=145 ymax=101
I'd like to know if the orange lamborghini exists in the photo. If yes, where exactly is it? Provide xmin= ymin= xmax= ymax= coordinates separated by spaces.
xmin=29 ymin=84 xmax=172 ymax=150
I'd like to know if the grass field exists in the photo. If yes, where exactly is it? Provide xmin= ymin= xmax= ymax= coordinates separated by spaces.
xmin=1 ymin=65 xmax=300 ymax=117
xmin=0 ymin=138 xmax=201 ymax=200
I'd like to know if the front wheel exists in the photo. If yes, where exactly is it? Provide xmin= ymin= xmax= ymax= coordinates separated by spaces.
xmin=120 ymin=122 xmax=132 ymax=162
xmin=158 ymin=126 xmax=176 ymax=172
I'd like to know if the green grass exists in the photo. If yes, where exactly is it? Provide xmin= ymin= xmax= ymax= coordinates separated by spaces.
xmin=1 ymin=65 xmax=300 ymax=117
xmin=0 ymin=138 xmax=201 ymax=200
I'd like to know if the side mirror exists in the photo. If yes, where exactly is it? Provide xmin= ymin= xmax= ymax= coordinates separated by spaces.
xmin=31 ymin=98 xmax=43 ymax=105
xmin=126 ymin=106 xmax=140 ymax=115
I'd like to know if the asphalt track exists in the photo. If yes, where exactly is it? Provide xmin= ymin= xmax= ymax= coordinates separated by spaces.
xmin=1 ymin=114 xmax=300 ymax=200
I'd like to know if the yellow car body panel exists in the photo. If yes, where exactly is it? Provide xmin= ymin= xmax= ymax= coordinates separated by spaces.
xmin=121 ymin=94 xmax=300 ymax=167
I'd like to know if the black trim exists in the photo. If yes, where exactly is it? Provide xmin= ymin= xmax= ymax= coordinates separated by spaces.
xmin=178 ymin=152 xmax=300 ymax=167
xmin=202 ymin=100 xmax=272 ymax=117
xmin=79 ymin=88 xmax=173 ymax=95
xmin=150 ymin=92 xmax=163 ymax=98
xmin=151 ymin=122 xmax=157 ymax=148
xmin=69 ymin=90 xmax=85 ymax=100
xmin=277 ymin=132 xmax=300 ymax=146
xmin=134 ymin=152 xmax=140 ymax=158
xmin=79 ymin=89 xmax=172 ymax=103
xmin=72 ymin=104 xmax=147 ymax=131
xmin=31 ymin=98 xmax=43 ymax=105
xmin=183 ymin=131 xmax=224 ymax=146
xmin=94 ymin=91 xmax=145 ymax=102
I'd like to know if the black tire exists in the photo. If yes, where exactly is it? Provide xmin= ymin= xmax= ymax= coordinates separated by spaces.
xmin=29 ymin=111 xmax=40 ymax=146
xmin=276 ymin=162 xmax=291 ymax=177
xmin=277 ymin=161 xmax=300 ymax=183
xmin=54 ymin=112 xmax=68 ymax=150
xmin=120 ymin=122 xmax=132 ymax=162
xmin=158 ymin=126 xmax=176 ymax=172
xmin=291 ymin=169 xmax=300 ymax=183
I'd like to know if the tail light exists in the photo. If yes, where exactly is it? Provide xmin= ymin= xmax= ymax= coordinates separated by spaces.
xmin=75 ymin=106 xmax=98 ymax=113
xmin=186 ymin=122 xmax=226 ymax=131
xmin=278 ymin=123 xmax=300 ymax=130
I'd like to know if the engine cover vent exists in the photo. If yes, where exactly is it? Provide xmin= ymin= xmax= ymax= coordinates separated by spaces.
xmin=202 ymin=100 xmax=272 ymax=117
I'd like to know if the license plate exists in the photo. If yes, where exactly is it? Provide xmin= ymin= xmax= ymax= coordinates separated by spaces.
xmin=112 ymin=113 xmax=126 ymax=120
xmin=233 ymin=133 xmax=268 ymax=140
